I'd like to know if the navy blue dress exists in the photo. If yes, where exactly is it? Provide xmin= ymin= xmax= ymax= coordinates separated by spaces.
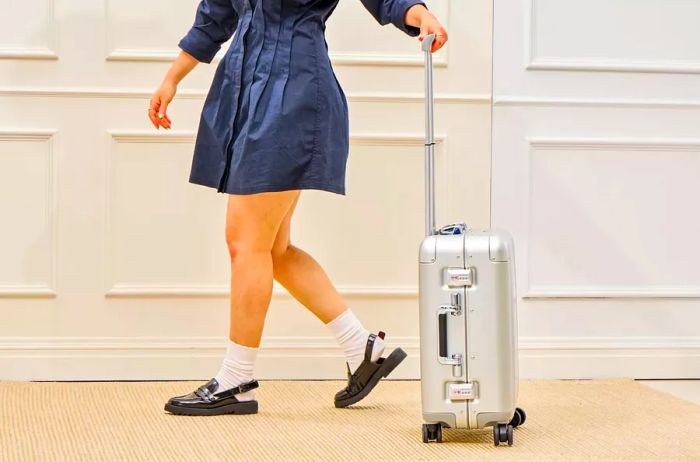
xmin=178 ymin=0 xmax=427 ymax=195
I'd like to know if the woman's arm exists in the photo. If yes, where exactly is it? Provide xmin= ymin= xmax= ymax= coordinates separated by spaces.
xmin=148 ymin=0 xmax=239 ymax=130
xmin=148 ymin=52 xmax=198 ymax=130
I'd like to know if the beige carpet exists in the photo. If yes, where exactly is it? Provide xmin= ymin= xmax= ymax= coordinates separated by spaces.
xmin=2 ymin=379 xmax=699 ymax=461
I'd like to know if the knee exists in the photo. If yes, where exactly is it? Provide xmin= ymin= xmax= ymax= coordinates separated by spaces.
xmin=226 ymin=239 xmax=242 ymax=262
xmin=226 ymin=235 xmax=272 ymax=263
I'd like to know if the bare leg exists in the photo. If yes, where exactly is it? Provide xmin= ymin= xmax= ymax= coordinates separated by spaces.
xmin=270 ymin=193 xmax=348 ymax=324
xmin=268 ymin=192 xmax=407 ymax=408
xmin=226 ymin=190 xmax=301 ymax=347
xmin=165 ymin=189 xmax=301 ymax=416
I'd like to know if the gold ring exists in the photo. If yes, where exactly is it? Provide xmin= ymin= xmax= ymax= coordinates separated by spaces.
xmin=157 ymin=113 xmax=164 ymax=119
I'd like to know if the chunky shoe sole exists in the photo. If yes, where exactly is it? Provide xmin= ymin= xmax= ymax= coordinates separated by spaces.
xmin=334 ymin=347 xmax=407 ymax=408
xmin=164 ymin=399 xmax=258 ymax=416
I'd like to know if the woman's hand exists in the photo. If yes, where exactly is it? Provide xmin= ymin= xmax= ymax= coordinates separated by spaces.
xmin=406 ymin=4 xmax=448 ymax=53
xmin=148 ymin=79 xmax=177 ymax=130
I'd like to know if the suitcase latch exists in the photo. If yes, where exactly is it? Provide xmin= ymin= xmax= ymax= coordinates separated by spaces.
xmin=444 ymin=267 xmax=474 ymax=288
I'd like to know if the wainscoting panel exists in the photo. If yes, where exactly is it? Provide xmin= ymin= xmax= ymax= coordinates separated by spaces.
xmin=493 ymin=0 xmax=700 ymax=378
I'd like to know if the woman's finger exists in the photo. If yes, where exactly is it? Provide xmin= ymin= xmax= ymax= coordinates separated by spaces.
xmin=148 ymin=97 xmax=160 ymax=129
xmin=158 ymin=98 xmax=170 ymax=129
xmin=431 ymin=26 xmax=448 ymax=52
xmin=420 ymin=24 xmax=448 ymax=53
xmin=434 ymin=35 xmax=446 ymax=52
xmin=161 ymin=114 xmax=172 ymax=129
xmin=162 ymin=112 xmax=172 ymax=129
xmin=419 ymin=26 xmax=428 ymax=43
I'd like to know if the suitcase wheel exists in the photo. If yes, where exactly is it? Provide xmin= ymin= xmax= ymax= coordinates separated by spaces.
xmin=422 ymin=423 xmax=442 ymax=443
xmin=509 ymin=407 xmax=527 ymax=428
xmin=493 ymin=423 xmax=514 ymax=446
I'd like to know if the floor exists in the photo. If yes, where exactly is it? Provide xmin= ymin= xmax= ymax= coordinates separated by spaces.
xmin=638 ymin=379 xmax=700 ymax=405
xmin=2 ymin=378 xmax=699 ymax=461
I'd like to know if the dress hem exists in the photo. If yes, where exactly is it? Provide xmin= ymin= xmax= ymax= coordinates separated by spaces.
xmin=189 ymin=177 xmax=346 ymax=196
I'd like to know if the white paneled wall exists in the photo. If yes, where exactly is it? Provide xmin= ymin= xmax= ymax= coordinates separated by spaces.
xmin=493 ymin=0 xmax=700 ymax=378
xmin=0 ymin=1 xmax=492 ymax=380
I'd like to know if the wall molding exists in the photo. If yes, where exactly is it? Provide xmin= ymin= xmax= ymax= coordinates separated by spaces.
xmin=0 ymin=0 xmax=58 ymax=60
xmin=11 ymin=88 xmax=700 ymax=109
xmin=0 ymin=129 xmax=58 ymax=298
xmin=1 ymin=335 xmax=697 ymax=380
xmin=526 ymin=57 xmax=700 ymax=75
xmin=104 ymin=131 xmax=456 ymax=145
xmin=529 ymin=137 xmax=700 ymax=152
xmin=108 ymin=130 xmax=195 ymax=144
xmin=103 ymin=131 xmax=445 ymax=298
xmin=106 ymin=49 xmax=448 ymax=68
xmin=330 ymin=52 xmax=447 ymax=68
xmin=0 ymin=47 xmax=57 ymax=60
xmin=0 ymin=335 xmax=419 ymax=380
xmin=520 ymin=336 xmax=700 ymax=379
xmin=106 ymin=284 xmax=418 ymax=298
xmin=103 ymin=130 xmax=196 ymax=300
xmin=524 ymin=137 xmax=700 ymax=300
xmin=525 ymin=0 xmax=700 ymax=74
xmin=0 ymin=285 xmax=56 ymax=298
xmin=0 ymin=86 xmax=490 ymax=104
xmin=525 ymin=286 xmax=700 ymax=300
xmin=494 ymin=96 xmax=700 ymax=108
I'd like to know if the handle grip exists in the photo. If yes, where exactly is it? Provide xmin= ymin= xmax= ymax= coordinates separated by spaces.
xmin=438 ymin=312 xmax=448 ymax=357
xmin=437 ymin=293 xmax=462 ymax=370
xmin=422 ymin=33 xmax=436 ymax=53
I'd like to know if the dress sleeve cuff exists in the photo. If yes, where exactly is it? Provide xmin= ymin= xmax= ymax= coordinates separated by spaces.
xmin=177 ymin=28 xmax=221 ymax=64
xmin=394 ymin=0 xmax=427 ymax=37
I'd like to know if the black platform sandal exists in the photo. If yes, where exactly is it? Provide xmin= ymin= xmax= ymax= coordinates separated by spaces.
xmin=334 ymin=331 xmax=407 ymax=408
xmin=164 ymin=378 xmax=259 ymax=416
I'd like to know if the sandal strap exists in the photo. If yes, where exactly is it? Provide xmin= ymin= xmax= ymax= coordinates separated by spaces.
xmin=212 ymin=379 xmax=259 ymax=401
xmin=363 ymin=331 xmax=387 ymax=362
xmin=364 ymin=333 xmax=377 ymax=362
xmin=230 ymin=379 xmax=259 ymax=395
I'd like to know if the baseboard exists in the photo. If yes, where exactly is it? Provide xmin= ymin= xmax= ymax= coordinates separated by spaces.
xmin=519 ymin=337 xmax=700 ymax=379
xmin=1 ymin=336 xmax=698 ymax=381
xmin=0 ymin=336 xmax=419 ymax=381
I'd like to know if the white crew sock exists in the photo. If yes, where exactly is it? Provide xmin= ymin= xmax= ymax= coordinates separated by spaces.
xmin=326 ymin=308 xmax=385 ymax=374
xmin=213 ymin=339 xmax=258 ymax=401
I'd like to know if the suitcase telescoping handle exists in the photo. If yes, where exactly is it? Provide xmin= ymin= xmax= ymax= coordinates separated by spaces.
xmin=422 ymin=34 xmax=436 ymax=237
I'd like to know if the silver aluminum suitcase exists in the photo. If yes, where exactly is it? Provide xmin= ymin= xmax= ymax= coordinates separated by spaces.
xmin=418 ymin=34 xmax=526 ymax=446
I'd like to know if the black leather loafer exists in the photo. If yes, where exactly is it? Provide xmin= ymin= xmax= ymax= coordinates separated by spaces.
xmin=334 ymin=331 xmax=407 ymax=408
xmin=164 ymin=378 xmax=259 ymax=416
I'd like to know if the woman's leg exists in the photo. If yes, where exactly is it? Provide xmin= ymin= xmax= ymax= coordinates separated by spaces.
xmin=165 ymin=190 xmax=300 ymax=416
xmin=270 ymin=192 xmax=407 ymax=408
xmin=270 ymin=193 xmax=347 ymax=324
xmin=225 ymin=190 xmax=300 ymax=347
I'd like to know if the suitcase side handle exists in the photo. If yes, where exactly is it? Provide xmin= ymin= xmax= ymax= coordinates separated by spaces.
xmin=437 ymin=292 xmax=463 ymax=376
xmin=422 ymin=33 xmax=436 ymax=237
xmin=438 ymin=312 xmax=448 ymax=357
